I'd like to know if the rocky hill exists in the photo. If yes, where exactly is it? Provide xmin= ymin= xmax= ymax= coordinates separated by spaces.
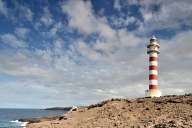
xmin=26 ymin=94 xmax=192 ymax=128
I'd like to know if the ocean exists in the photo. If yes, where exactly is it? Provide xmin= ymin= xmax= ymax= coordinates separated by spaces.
xmin=0 ymin=108 xmax=67 ymax=128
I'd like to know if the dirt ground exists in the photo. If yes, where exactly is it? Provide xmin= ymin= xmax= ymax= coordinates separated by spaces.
xmin=27 ymin=94 xmax=192 ymax=128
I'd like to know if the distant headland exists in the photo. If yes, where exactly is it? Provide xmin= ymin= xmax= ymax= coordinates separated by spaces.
xmin=44 ymin=107 xmax=72 ymax=111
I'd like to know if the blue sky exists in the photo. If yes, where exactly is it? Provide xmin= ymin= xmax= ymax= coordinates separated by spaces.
xmin=0 ymin=0 xmax=192 ymax=108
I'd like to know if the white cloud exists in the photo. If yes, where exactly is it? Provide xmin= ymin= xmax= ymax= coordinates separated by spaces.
xmin=111 ymin=16 xmax=136 ymax=27
xmin=164 ymin=31 xmax=192 ymax=58
xmin=19 ymin=6 xmax=33 ymax=21
xmin=138 ymin=0 xmax=192 ymax=33
xmin=61 ymin=0 xmax=143 ymax=64
xmin=15 ymin=27 xmax=29 ymax=39
xmin=53 ymin=38 xmax=65 ymax=54
xmin=48 ymin=22 xmax=63 ymax=37
xmin=155 ymin=31 xmax=192 ymax=95
xmin=62 ymin=0 xmax=97 ymax=34
xmin=0 ymin=0 xmax=7 ymax=16
xmin=61 ymin=0 xmax=116 ymax=39
xmin=0 ymin=0 xmax=192 ymax=107
xmin=114 ymin=0 xmax=121 ymax=11
xmin=40 ymin=7 xmax=54 ymax=27
xmin=0 ymin=30 xmax=192 ymax=107
xmin=76 ymin=40 xmax=101 ymax=61
xmin=0 ymin=33 xmax=27 ymax=48
xmin=0 ymin=80 xmax=60 ymax=108
xmin=24 ymin=7 xmax=33 ymax=21
xmin=117 ymin=29 xmax=142 ymax=47
xmin=4 ymin=4 xmax=34 ymax=22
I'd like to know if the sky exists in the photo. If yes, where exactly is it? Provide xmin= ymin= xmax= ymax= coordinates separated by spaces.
xmin=0 ymin=0 xmax=192 ymax=108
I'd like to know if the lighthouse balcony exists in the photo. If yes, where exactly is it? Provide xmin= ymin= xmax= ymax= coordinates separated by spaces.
xmin=147 ymin=43 xmax=160 ymax=48
xmin=147 ymin=49 xmax=160 ymax=54
xmin=147 ymin=47 xmax=160 ymax=54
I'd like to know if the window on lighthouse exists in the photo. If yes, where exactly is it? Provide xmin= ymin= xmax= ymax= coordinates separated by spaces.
xmin=150 ymin=46 xmax=157 ymax=51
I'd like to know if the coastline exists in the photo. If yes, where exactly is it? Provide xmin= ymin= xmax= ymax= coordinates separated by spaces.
xmin=10 ymin=120 xmax=28 ymax=128
xmin=0 ymin=108 xmax=66 ymax=128
xmin=24 ymin=94 xmax=192 ymax=128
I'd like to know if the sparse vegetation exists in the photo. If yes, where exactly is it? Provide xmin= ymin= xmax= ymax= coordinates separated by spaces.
xmin=27 ymin=94 xmax=192 ymax=128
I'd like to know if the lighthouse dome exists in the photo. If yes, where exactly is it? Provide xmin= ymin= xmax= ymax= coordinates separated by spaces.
xmin=147 ymin=36 xmax=160 ymax=54
xmin=150 ymin=35 xmax=157 ymax=42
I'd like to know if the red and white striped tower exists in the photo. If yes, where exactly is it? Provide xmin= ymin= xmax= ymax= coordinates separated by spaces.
xmin=145 ymin=36 xmax=162 ymax=97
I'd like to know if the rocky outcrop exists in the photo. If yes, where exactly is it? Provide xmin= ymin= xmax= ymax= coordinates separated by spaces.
xmin=26 ymin=94 xmax=192 ymax=128
xmin=19 ymin=115 xmax=67 ymax=124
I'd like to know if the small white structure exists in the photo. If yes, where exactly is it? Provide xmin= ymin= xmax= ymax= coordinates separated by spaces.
xmin=70 ymin=106 xmax=78 ymax=111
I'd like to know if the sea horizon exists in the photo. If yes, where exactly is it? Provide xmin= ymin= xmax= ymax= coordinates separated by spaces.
xmin=0 ymin=108 xmax=67 ymax=128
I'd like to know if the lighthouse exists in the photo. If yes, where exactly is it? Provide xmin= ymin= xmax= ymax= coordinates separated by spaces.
xmin=145 ymin=36 xmax=162 ymax=97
